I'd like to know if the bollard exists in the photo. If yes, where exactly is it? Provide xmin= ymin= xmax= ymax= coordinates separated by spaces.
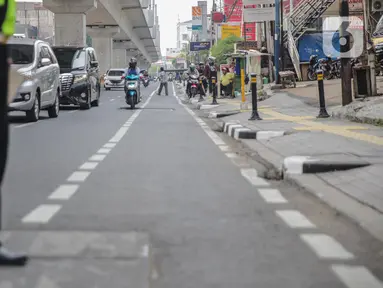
xmin=211 ymin=76 xmax=218 ymax=105
xmin=249 ymin=73 xmax=262 ymax=120
xmin=316 ymin=69 xmax=330 ymax=118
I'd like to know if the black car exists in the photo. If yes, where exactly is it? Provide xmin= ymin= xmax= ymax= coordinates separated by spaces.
xmin=52 ymin=46 xmax=101 ymax=109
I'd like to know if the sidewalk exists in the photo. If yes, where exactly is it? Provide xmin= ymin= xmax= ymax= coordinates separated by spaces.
xmin=189 ymin=89 xmax=383 ymax=243
xmin=283 ymin=78 xmax=383 ymax=126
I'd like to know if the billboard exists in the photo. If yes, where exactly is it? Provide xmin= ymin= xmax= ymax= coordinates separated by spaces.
xmin=190 ymin=41 xmax=211 ymax=51
xmin=192 ymin=6 xmax=202 ymax=31
xmin=224 ymin=0 xmax=243 ymax=22
xmin=221 ymin=24 xmax=241 ymax=39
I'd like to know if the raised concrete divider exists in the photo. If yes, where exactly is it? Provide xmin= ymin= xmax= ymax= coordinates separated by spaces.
xmin=222 ymin=122 xmax=286 ymax=140
xmin=283 ymin=156 xmax=371 ymax=175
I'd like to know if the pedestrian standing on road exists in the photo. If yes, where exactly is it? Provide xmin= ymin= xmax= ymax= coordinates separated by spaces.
xmin=0 ymin=0 xmax=29 ymax=266
xmin=157 ymin=67 xmax=168 ymax=96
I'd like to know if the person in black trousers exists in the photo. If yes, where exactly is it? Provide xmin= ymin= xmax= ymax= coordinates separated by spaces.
xmin=0 ymin=41 xmax=28 ymax=266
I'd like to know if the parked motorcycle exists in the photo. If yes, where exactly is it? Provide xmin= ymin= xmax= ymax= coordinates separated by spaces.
xmin=124 ymin=74 xmax=141 ymax=109
xmin=188 ymin=75 xmax=199 ymax=99
xmin=307 ymin=55 xmax=320 ymax=81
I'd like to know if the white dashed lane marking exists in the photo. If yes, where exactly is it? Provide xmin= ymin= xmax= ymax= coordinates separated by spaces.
xmin=300 ymin=234 xmax=355 ymax=260
xmin=20 ymin=88 xmax=158 ymax=225
xmin=79 ymin=162 xmax=99 ymax=170
xmin=48 ymin=185 xmax=79 ymax=200
xmin=276 ymin=210 xmax=316 ymax=228
xmin=172 ymin=83 xmax=383 ymax=288
xmin=89 ymin=154 xmax=107 ymax=162
xmin=240 ymin=168 xmax=270 ymax=186
xmin=331 ymin=265 xmax=383 ymax=288
xmin=21 ymin=204 xmax=61 ymax=223
xmin=67 ymin=171 xmax=91 ymax=182
xmin=258 ymin=188 xmax=288 ymax=204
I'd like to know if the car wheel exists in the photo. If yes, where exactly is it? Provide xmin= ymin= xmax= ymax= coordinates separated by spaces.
xmin=26 ymin=92 xmax=40 ymax=122
xmin=48 ymin=90 xmax=60 ymax=118
xmin=91 ymin=87 xmax=100 ymax=107
xmin=80 ymin=87 xmax=91 ymax=110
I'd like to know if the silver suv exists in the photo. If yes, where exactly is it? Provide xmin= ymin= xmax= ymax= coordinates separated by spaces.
xmin=8 ymin=38 xmax=60 ymax=122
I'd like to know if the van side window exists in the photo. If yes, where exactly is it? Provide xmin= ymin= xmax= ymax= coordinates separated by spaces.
xmin=42 ymin=46 xmax=52 ymax=62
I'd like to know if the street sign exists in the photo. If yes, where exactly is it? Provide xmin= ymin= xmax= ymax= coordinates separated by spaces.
xmin=221 ymin=24 xmax=241 ymax=39
xmin=243 ymin=4 xmax=276 ymax=22
xmin=190 ymin=41 xmax=211 ymax=51
xmin=192 ymin=6 xmax=202 ymax=31
xmin=237 ymin=40 xmax=259 ymax=50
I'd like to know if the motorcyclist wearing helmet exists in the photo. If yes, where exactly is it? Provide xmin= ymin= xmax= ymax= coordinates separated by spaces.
xmin=125 ymin=57 xmax=141 ymax=100
xmin=126 ymin=57 xmax=140 ymax=76
xmin=205 ymin=56 xmax=218 ymax=95
xmin=186 ymin=63 xmax=200 ymax=95
xmin=197 ymin=62 xmax=207 ymax=95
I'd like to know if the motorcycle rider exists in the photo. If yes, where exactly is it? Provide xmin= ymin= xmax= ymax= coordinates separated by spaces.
xmin=204 ymin=56 xmax=218 ymax=95
xmin=186 ymin=63 xmax=200 ymax=95
xmin=197 ymin=62 xmax=207 ymax=95
xmin=125 ymin=57 xmax=141 ymax=100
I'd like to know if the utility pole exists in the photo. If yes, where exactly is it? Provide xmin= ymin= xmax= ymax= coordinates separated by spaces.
xmin=339 ymin=0 xmax=352 ymax=105
xmin=280 ymin=0 xmax=284 ymax=71
xmin=274 ymin=0 xmax=281 ymax=84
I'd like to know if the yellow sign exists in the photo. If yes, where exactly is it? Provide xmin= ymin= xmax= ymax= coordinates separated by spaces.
xmin=317 ymin=74 xmax=323 ymax=80
xmin=221 ymin=25 xmax=241 ymax=40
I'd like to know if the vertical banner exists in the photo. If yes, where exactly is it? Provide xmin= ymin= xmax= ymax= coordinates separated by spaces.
xmin=224 ymin=0 xmax=256 ymax=40
xmin=192 ymin=6 xmax=202 ymax=31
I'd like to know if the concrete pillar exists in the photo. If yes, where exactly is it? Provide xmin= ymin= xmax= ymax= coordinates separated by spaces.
xmin=43 ymin=0 xmax=97 ymax=46
xmin=113 ymin=49 xmax=127 ymax=68
xmin=87 ymin=27 xmax=120 ymax=75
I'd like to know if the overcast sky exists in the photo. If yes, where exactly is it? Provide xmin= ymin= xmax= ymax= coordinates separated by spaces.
xmin=156 ymin=0 xmax=213 ymax=55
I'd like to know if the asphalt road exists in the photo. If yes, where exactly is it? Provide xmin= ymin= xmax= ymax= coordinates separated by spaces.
xmin=0 ymin=83 xmax=382 ymax=287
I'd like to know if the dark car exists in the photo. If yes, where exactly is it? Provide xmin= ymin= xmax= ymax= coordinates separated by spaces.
xmin=52 ymin=46 xmax=100 ymax=109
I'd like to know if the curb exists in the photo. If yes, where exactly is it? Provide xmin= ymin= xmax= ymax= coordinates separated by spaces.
xmin=282 ymin=156 xmax=371 ymax=175
xmin=213 ymin=119 xmax=383 ymax=242
xmin=223 ymin=122 xmax=286 ymax=140
xmin=208 ymin=110 xmax=241 ymax=118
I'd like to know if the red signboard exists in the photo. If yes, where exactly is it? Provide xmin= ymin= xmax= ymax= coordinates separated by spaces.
xmin=242 ymin=22 xmax=256 ymax=41
xmin=224 ymin=0 xmax=243 ymax=22
xmin=212 ymin=12 xmax=225 ymax=23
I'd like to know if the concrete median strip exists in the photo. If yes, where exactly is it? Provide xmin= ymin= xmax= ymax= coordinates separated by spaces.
xmin=283 ymin=156 xmax=371 ymax=175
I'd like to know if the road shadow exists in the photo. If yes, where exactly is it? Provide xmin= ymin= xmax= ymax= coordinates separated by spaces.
xmin=59 ymin=105 xmax=79 ymax=111
xmin=8 ymin=114 xmax=50 ymax=124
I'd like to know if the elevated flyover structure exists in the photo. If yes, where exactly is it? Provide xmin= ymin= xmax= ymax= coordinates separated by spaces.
xmin=43 ymin=0 xmax=161 ymax=74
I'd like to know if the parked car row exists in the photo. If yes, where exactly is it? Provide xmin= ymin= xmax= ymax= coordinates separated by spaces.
xmin=8 ymin=38 xmax=102 ymax=122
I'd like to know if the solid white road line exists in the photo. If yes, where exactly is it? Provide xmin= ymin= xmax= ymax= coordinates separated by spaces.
xmin=276 ymin=210 xmax=316 ymax=228
xmin=22 ymin=204 xmax=61 ymax=223
xmin=104 ymin=143 xmax=116 ymax=148
xmin=300 ymin=234 xmax=355 ymax=260
xmin=331 ymin=265 xmax=383 ymax=288
xmin=240 ymin=168 xmax=270 ymax=186
xmin=14 ymin=123 xmax=35 ymax=128
xmin=97 ymin=148 xmax=111 ymax=154
xmin=67 ymin=171 xmax=90 ymax=182
xmin=49 ymin=184 xmax=79 ymax=200
xmin=79 ymin=162 xmax=99 ymax=170
xmin=89 ymin=154 xmax=107 ymax=161
xmin=258 ymin=188 xmax=288 ymax=204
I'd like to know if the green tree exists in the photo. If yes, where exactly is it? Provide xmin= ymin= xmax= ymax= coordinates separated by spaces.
xmin=210 ymin=35 xmax=243 ymax=65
